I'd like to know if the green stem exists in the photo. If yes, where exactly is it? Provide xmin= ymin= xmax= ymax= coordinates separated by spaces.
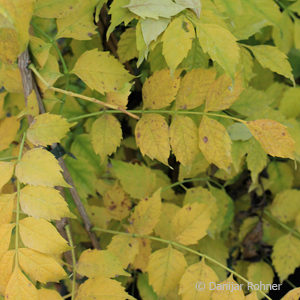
xmin=14 ymin=133 xmax=26 ymax=267
xmin=161 ymin=177 xmax=224 ymax=192
xmin=65 ymin=224 xmax=77 ymax=300
xmin=263 ymin=210 xmax=300 ymax=240
xmin=0 ymin=156 xmax=18 ymax=161
xmin=67 ymin=109 xmax=244 ymax=123
xmin=274 ymin=0 xmax=296 ymax=20
xmin=92 ymin=227 xmax=271 ymax=300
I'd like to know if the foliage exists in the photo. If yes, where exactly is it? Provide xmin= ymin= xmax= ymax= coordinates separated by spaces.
xmin=0 ymin=0 xmax=300 ymax=299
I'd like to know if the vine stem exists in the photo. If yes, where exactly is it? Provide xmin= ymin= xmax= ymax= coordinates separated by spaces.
xmin=28 ymin=64 xmax=139 ymax=120
xmin=92 ymin=227 xmax=271 ymax=300
xmin=67 ymin=109 xmax=245 ymax=123
xmin=0 ymin=156 xmax=18 ymax=161
xmin=65 ymin=224 xmax=77 ymax=300
xmin=14 ymin=132 xmax=26 ymax=267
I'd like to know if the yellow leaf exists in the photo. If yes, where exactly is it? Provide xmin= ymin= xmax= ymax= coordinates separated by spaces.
xmin=91 ymin=115 xmax=122 ymax=161
xmin=154 ymin=203 xmax=180 ymax=240
xmin=5 ymin=267 xmax=38 ymax=300
xmin=272 ymin=234 xmax=300 ymax=281
xmin=170 ymin=116 xmax=199 ymax=166
xmin=172 ymin=202 xmax=211 ymax=245
xmin=246 ymin=292 xmax=259 ymax=300
xmin=281 ymin=288 xmax=300 ymax=300
xmin=142 ymin=69 xmax=180 ymax=109
xmin=0 ymin=250 xmax=14 ymax=294
xmin=0 ymin=224 xmax=15 ymax=259
xmin=18 ymin=91 xmax=40 ymax=118
xmin=205 ymin=73 xmax=244 ymax=112
xmin=111 ymin=160 xmax=157 ymax=199
xmin=198 ymin=116 xmax=232 ymax=170
xmin=37 ymin=288 xmax=64 ymax=300
xmin=19 ymin=248 xmax=66 ymax=283
xmin=135 ymin=114 xmax=170 ymax=165
xmin=15 ymin=148 xmax=69 ymax=187
xmin=196 ymin=23 xmax=240 ymax=79
xmin=56 ymin=0 xmax=98 ymax=40
xmin=107 ymin=235 xmax=139 ymax=268
xmin=0 ymin=28 xmax=19 ymax=64
xmin=147 ymin=246 xmax=187 ymax=297
xmin=118 ymin=27 xmax=138 ymax=63
xmin=20 ymin=185 xmax=74 ymax=221
xmin=34 ymin=0 xmax=80 ymax=18
xmin=76 ymin=276 xmax=135 ymax=300
xmin=72 ymin=49 xmax=134 ymax=94
xmin=211 ymin=275 xmax=245 ymax=300
xmin=19 ymin=217 xmax=70 ymax=254
xmin=29 ymin=36 xmax=51 ymax=68
xmin=0 ymin=194 xmax=15 ymax=225
xmin=0 ymin=64 xmax=23 ymax=93
xmin=270 ymin=189 xmax=300 ymax=223
xmin=106 ymin=82 xmax=131 ymax=109
xmin=162 ymin=16 xmax=195 ymax=71
xmin=77 ymin=249 xmax=129 ymax=278
xmin=27 ymin=113 xmax=73 ymax=146
xmin=176 ymin=68 xmax=216 ymax=110
xmin=128 ymin=189 xmax=161 ymax=235
xmin=0 ymin=162 xmax=14 ymax=191
xmin=247 ymin=45 xmax=294 ymax=83
xmin=87 ymin=205 xmax=111 ymax=229
xmin=103 ymin=183 xmax=131 ymax=221
xmin=0 ymin=116 xmax=19 ymax=151
xmin=246 ymin=119 xmax=295 ymax=158
xmin=179 ymin=260 xmax=219 ymax=300
xmin=133 ymin=238 xmax=151 ymax=272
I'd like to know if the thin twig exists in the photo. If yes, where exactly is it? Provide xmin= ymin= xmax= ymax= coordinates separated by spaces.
xmin=29 ymin=64 xmax=139 ymax=120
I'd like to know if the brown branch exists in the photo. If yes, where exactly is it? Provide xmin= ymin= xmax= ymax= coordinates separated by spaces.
xmin=18 ymin=50 xmax=100 ymax=250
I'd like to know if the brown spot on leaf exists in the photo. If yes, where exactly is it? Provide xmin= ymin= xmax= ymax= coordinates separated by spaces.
xmin=137 ymin=132 xmax=141 ymax=138
xmin=282 ymin=132 xmax=286 ymax=136
xmin=109 ymin=204 xmax=117 ymax=211
xmin=203 ymin=136 xmax=208 ymax=143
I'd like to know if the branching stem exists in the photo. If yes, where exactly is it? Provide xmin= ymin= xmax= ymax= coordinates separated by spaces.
xmin=92 ymin=227 xmax=271 ymax=300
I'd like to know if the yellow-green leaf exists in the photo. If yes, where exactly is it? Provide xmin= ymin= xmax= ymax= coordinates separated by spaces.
xmin=15 ymin=148 xmax=69 ymax=187
xmin=76 ymin=276 xmax=135 ymax=300
xmin=56 ymin=0 xmax=98 ymax=40
xmin=281 ymin=288 xmax=300 ymax=300
xmin=270 ymin=190 xmax=300 ymax=223
xmin=107 ymin=235 xmax=139 ymax=268
xmin=162 ymin=16 xmax=195 ymax=71
xmin=29 ymin=36 xmax=51 ymax=68
xmin=19 ymin=217 xmax=70 ymax=254
xmin=147 ymin=246 xmax=187 ymax=297
xmin=0 ymin=162 xmax=14 ymax=191
xmin=128 ymin=189 xmax=161 ymax=235
xmin=5 ymin=267 xmax=38 ymax=300
xmin=142 ymin=69 xmax=180 ymax=109
xmin=91 ymin=115 xmax=122 ymax=161
xmin=118 ymin=27 xmax=138 ymax=63
xmin=27 ymin=113 xmax=73 ymax=146
xmin=72 ymin=49 xmax=134 ymax=94
xmin=0 ymin=194 xmax=15 ymax=225
xmin=0 ymin=116 xmax=20 ymax=151
xmin=176 ymin=68 xmax=216 ymax=110
xmin=205 ymin=73 xmax=244 ymax=112
xmin=170 ymin=116 xmax=199 ymax=166
xmin=103 ymin=182 xmax=131 ymax=220
xmin=199 ymin=116 xmax=232 ymax=170
xmin=19 ymin=248 xmax=66 ymax=283
xmin=0 ymin=250 xmax=14 ymax=294
xmin=135 ymin=114 xmax=170 ymax=165
xmin=20 ymin=185 xmax=74 ymax=220
xmin=172 ymin=202 xmax=211 ymax=245
xmin=247 ymin=45 xmax=294 ymax=83
xmin=179 ymin=260 xmax=219 ymax=300
xmin=37 ymin=289 xmax=64 ymax=300
xmin=77 ymin=249 xmax=129 ymax=278
xmin=246 ymin=119 xmax=295 ymax=159
xmin=0 ymin=224 xmax=15 ymax=259
xmin=272 ymin=234 xmax=300 ymax=281
xmin=111 ymin=160 xmax=157 ymax=199
xmin=0 ymin=64 xmax=23 ymax=93
xmin=197 ymin=23 xmax=240 ymax=79
xmin=34 ymin=0 xmax=80 ymax=18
